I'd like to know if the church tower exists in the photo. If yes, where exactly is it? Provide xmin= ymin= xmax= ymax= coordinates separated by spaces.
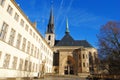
xmin=45 ymin=7 xmax=55 ymax=47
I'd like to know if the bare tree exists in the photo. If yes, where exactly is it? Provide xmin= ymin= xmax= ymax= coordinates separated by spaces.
xmin=97 ymin=21 xmax=120 ymax=74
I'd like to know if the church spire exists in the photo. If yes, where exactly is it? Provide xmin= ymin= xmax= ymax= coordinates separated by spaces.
xmin=46 ymin=1 xmax=54 ymax=33
xmin=49 ymin=7 xmax=54 ymax=25
xmin=65 ymin=18 xmax=70 ymax=34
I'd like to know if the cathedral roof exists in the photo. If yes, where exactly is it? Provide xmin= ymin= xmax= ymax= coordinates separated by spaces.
xmin=54 ymin=33 xmax=93 ymax=47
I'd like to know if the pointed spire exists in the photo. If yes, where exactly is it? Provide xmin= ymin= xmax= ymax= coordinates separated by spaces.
xmin=65 ymin=18 xmax=70 ymax=34
xmin=46 ymin=0 xmax=54 ymax=33
xmin=49 ymin=7 xmax=54 ymax=25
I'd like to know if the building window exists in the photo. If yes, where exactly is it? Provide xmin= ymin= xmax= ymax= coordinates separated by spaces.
xmin=3 ymin=54 xmax=10 ymax=68
xmin=25 ymin=25 xmax=29 ymax=31
xmin=19 ymin=59 xmax=23 ymax=70
xmin=0 ymin=51 xmax=2 ymax=59
xmin=83 ymin=54 xmax=85 ymax=59
xmin=34 ymin=47 xmax=37 ymax=57
xmin=79 ymin=63 xmax=81 ymax=67
xmin=0 ymin=0 xmax=6 ymax=7
xmin=16 ymin=33 xmax=21 ymax=49
xmin=79 ymin=54 xmax=81 ymax=59
xmin=7 ymin=5 xmax=13 ymax=15
xmin=37 ymin=49 xmax=39 ymax=59
xmin=36 ymin=64 xmax=38 ymax=72
xmin=8 ymin=28 xmax=16 ymax=45
xmin=20 ymin=19 xmax=24 ymax=27
xmin=29 ymin=61 xmax=32 ymax=71
xmin=22 ymin=38 xmax=26 ymax=51
xmin=87 ymin=63 xmax=89 ymax=67
xmin=12 ymin=56 xmax=17 ymax=69
xmin=83 ymin=62 xmax=85 ymax=67
xmin=29 ymin=29 xmax=32 ymax=35
xmin=24 ymin=60 xmax=28 ymax=71
xmin=48 ymin=35 xmax=51 ymax=40
xmin=33 ymin=32 xmax=35 ymax=38
xmin=27 ymin=41 xmax=30 ymax=54
xmin=31 ymin=44 xmax=34 ymax=56
xmin=14 ymin=13 xmax=19 ymax=21
xmin=0 ymin=22 xmax=8 ymax=41
xmin=33 ymin=63 xmax=35 ymax=72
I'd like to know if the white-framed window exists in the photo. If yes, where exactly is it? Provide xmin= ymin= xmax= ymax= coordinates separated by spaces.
xmin=0 ymin=51 xmax=2 ymax=59
xmin=0 ymin=22 xmax=8 ymax=41
xmin=31 ymin=44 xmax=34 ymax=56
xmin=27 ymin=41 xmax=30 ymax=54
xmin=19 ymin=58 xmax=23 ymax=70
xmin=24 ymin=60 xmax=28 ymax=71
xmin=29 ymin=29 xmax=32 ymax=35
xmin=8 ymin=28 xmax=16 ymax=45
xmin=25 ymin=24 xmax=29 ymax=31
xmin=14 ymin=13 xmax=19 ymax=21
xmin=12 ymin=56 xmax=17 ymax=69
xmin=0 ymin=0 xmax=6 ymax=7
xmin=3 ymin=54 xmax=11 ymax=68
xmin=29 ymin=61 xmax=32 ymax=71
xmin=16 ymin=33 xmax=22 ymax=49
xmin=22 ymin=37 xmax=26 ymax=51
xmin=33 ymin=32 xmax=35 ymax=38
xmin=20 ymin=19 xmax=24 ymax=27
xmin=7 ymin=5 xmax=13 ymax=15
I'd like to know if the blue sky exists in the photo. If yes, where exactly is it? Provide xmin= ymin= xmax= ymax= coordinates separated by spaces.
xmin=15 ymin=0 xmax=120 ymax=48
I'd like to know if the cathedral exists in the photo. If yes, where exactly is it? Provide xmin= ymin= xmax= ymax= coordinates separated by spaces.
xmin=45 ymin=8 xmax=98 ymax=77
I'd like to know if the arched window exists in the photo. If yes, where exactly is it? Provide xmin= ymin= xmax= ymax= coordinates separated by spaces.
xmin=48 ymin=35 xmax=51 ymax=40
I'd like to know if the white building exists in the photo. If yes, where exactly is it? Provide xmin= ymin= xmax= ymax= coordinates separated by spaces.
xmin=0 ymin=0 xmax=53 ymax=78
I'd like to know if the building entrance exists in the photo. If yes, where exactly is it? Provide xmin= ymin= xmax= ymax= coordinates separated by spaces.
xmin=64 ymin=66 xmax=74 ymax=75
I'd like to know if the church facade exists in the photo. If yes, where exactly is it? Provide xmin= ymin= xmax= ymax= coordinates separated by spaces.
xmin=45 ymin=8 xmax=98 ymax=77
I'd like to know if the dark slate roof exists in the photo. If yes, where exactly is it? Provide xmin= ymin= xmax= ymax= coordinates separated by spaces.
xmin=54 ymin=33 xmax=93 ymax=47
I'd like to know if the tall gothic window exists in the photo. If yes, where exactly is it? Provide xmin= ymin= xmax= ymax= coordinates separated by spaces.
xmin=3 ymin=54 xmax=10 ymax=68
xmin=0 ymin=22 xmax=8 ymax=41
